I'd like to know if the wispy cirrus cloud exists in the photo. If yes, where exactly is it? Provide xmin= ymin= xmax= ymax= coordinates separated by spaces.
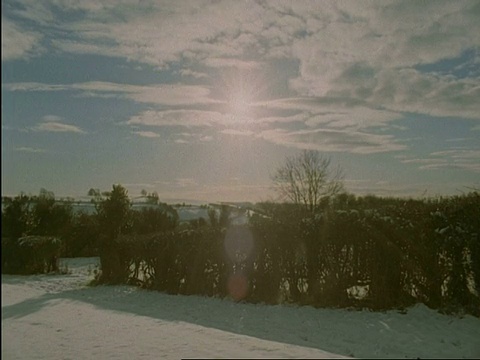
xmin=5 ymin=1 xmax=479 ymax=123
xmin=14 ymin=146 xmax=47 ymax=153
xmin=220 ymin=129 xmax=255 ymax=137
xmin=126 ymin=110 xmax=228 ymax=128
xmin=204 ymin=58 xmax=262 ymax=70
xmin=178 ymin=69 xmax=208 ymax=79
xmin=368 ymin=69 xmax=480 ymax=120
xmin=257 ymin=127 xmax=406 ymax=154
xmin=132 ymin=131 xmax=160 ymax=138
xmin=419 ymin=162 xmax=480 ymax=173
xmin=123 ymin=96 xmax=407 ymax=154
xmin=3 ymin=82 xmax=70 ymax=92
xmin=400 ymin=149 xmax=480 ymax=174
xmin=33 ymin=122 xmax=86 ymax=134
xmin=252 ymin=98 xmax=403 ymax=129
xmin=173 ymin=132 xmax=214 ymax=144
xmin=30 ymin=115 xmax=86 ymax=134
xmin=1 ymin=17 xmax=43 ymax=61
xmin=430 ymin=149 xmax=480 ymax=160
xmin=4 ymin=81 xmax=219 ymax=107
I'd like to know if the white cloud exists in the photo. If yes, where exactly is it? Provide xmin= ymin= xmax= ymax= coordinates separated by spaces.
xmin=430 ymin=149 xmax=480 ymax=160
xmin=132 ymin=131 xmax=160 ymax=138
xmin=199 ymin=135 xmax=213 ymax=142
xmin=290 ymin=64 xmax=480 ymax=120
xmin=3 ymin=82 xmax=70 ymax=92
xmin=221 ymin=129 xmax=255 ymax=137
xmin=204 ymin=58 xmax=262 ymax=70
xmin=14 ymin=146 xmax=47 ymax=153
xmin=400 ymin=149 xmax=480 ymax=174
xmin=285 ymin=2 xmax=480 ymax=119
xmin=33 ymin=122 xmax=86 ymax=134
xmin=369 ymin=69 xmax=480 ymax=120
xmin=171 ymin=132 xmax=215 ymax=144
xmin=255 ymin=112 xmax=309 ymax=125
xmin=4 ymin=81 xmax=219 ymax=106
xmin=50 ymin=39 xmax=115 ymax=57
xmin=419 ymin=162 xmax=480 ymax=173
xmin=257 ymin=127 xmax=406 ymax=154
xmin=306 ymin=107 xmax=402 ymax=130
xmin=252 ymin=99 xmax=403 ymax=131
xmin=70 ymin=82 xmax=216 ymax=106
xmin=288 ymin=1 xmax=480 ymax=71
xmin=1 ymin=17 xmax=43 ymax=61
xmin=400 ymin=158 xmax=448 ymax=165
xmin=127 ymin=110 xmax=228 ymax=128
xmin=5 ymin=1 xmax=479 ymax=122
xmin=6 ymin=0 xmax=56 ymax=26
xmin=126 ymin=84 xmax=217 ymax=106
xmin=50 ymin=0 xmax=267 ymax=67
xmin=7 ymin=1 xmax=480 ymax=70
xmin=179 ymin=69 xmax=208 ymax=79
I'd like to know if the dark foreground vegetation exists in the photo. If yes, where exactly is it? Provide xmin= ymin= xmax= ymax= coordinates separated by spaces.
xmin=2 ymin=186 xmax=479 ymax=317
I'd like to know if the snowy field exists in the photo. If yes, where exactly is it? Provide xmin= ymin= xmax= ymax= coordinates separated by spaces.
xmin=2 ymin=258 xmax=480 ymax=359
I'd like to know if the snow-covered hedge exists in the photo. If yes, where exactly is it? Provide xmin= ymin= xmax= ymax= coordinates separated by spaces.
xmin=4 ymin=190 xmax=478 ymax=316
xmin=106 ymin=192 xmax=480 ymax=316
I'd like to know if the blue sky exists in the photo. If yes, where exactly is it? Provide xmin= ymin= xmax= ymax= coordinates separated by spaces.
xmin=2 ymin=0 xmax=479 ymax=203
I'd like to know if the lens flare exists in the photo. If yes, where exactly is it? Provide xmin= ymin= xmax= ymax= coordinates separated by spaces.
xmin=224 ymin=225 xmax=254 ymax=262
xmin=227 ymin=273 xmax=249 ymax=301
xmin=224 ymin=225 xmax=254 ymax=300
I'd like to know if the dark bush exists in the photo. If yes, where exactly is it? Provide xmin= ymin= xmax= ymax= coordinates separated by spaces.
xmin=2 ymin=236 xmax=63 ymax=274
xmin=3 ymin=186 xmax=479 ymax=317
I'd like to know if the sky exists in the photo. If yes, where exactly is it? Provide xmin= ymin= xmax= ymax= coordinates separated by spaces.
xmin=2 ymin=0 xmax=480 ymax=203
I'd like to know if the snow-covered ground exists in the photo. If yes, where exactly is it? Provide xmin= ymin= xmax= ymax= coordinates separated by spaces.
xmin=2 ymin=258 xmax=480 ymax=359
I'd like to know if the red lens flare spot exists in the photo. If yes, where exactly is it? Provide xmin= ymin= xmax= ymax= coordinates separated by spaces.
xmin=227 ymin=274 xmax=248 ymax=301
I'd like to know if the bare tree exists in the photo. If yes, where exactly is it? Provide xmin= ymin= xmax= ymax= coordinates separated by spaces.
xmin=272 ymin=150 xmax=344 ymax=213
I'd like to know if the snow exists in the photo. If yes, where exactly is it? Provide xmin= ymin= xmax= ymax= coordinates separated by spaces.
xmin=3 ymin=258 xmax=480 ymax=359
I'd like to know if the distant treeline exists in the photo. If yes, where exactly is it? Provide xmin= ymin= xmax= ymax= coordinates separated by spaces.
xmin=2 ymin=186 xmax=479 ymax=317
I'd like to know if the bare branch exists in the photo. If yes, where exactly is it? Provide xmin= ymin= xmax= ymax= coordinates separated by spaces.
xmin=272 ymin=150 xmax=344 ymax=214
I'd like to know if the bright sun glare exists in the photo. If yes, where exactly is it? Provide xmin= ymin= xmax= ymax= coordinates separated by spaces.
xmin=229 ymin=85 xmax=251 ymax=116
xmin=220 ymin=68 xmax=267 ymax=123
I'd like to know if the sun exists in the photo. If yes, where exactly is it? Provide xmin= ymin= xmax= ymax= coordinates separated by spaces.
xmin=228 ymin=81 xmax=250 ymax=114
xmin=218 ymin=67 xmax=267 ymax=122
